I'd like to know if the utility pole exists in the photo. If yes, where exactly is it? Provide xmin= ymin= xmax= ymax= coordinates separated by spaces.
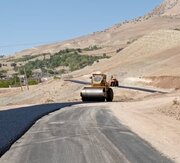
xmin=18 ymin=68 xmax=23 ymax=91
xmin=24 ymin=68 xmax=29 ymax=90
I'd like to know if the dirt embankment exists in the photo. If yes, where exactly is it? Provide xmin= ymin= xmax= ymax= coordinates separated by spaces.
xmin=109 ymin=91 xmax=180 ymax=162
xmin=143 ymin=76 xmax=180 ymax=89
xmin=158 ymin=96 xmax=180 ymax=120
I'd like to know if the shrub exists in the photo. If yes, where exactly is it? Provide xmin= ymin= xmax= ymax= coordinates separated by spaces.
xmin=116 ymin=48 xmax=124 ymax=53
xmin=83 ymin=45 xmax=101 ymax=51
xmin=53 ymin=76 xmax=61 ymax=80
xmin=0 ymin=80 xmax=11 ymax=88
xmin=48 ymin=69 xmax=55 ymax=74
xmin=28 ymin=79 xmax=38 ymax=85
xmin=11 ymin=63 xmax=17 ymax=68
xmin=0 ymin=76 xmax=20 ymax=88
xmin=174 ymin=28 xmax=180 ymax=31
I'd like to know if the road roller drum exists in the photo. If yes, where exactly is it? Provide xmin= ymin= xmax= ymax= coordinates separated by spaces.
xmin=80 ymin=73 xmax=114 ymax=102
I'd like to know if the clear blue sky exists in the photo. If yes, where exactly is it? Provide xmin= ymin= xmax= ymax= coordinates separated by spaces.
xmin=0 ymin=0 xmax=163 ymax=55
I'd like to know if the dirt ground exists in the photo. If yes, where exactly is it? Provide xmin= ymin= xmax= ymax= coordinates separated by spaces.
xmin=108 ymin=91 xmax=180 ymax=162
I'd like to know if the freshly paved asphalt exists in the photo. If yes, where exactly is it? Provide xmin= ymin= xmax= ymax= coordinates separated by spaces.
xmin=65 ymin=79 xmax=168 ymax=93
xmin=1 ymin=104 xmax=173 ymax=163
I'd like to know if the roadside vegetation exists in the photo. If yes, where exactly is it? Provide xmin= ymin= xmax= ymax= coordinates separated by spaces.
xmin=16 ymin=48 xmax=109 ymax=77
xmin=0 ymin=47 xmax=109 ymax=88
xmin=0 ymin=74 xmax=38 ymax=88
xmin=83 ymin=45 xmax=102 ymax=51
xmin=0 ymin=78 xmax=18 ymax=88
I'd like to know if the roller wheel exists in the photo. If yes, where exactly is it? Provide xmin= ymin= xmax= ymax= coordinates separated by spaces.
xmin=106 ymin=88 xmax=113 ymax=102
xmin=115 ymin=81 xmax=119 ymax=87
xmin=100 ymin=97 xmax=105 ymax=102
xmin=82 ymin=97 xmax=87 ymax=102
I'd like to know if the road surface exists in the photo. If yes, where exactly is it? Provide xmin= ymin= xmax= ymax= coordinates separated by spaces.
xmin=65 ymin=79 xmax=168 ymax=93
xmin=1 ymin=103 xmax=173 ymax=163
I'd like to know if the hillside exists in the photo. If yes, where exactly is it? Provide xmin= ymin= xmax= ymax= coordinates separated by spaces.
xmin=150 ymin=0 xmax=180 ymax=16
xmin=11 ymin=16 xmax=180 ymax=58
xmin=1 ymin=0 xmax=180 ymax=78
xmin=68 ymin=29 xmax=180 ymax=88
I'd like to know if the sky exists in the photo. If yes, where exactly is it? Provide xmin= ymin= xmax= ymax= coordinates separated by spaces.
xmin=0 ymin=0 xmax=163 ymax=55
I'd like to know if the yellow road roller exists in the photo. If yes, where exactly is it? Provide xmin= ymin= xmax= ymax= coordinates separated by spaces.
xmin=80 ymin=73 xmax=113 ymax=102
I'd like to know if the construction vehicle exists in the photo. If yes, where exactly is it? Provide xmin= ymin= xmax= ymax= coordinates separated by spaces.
xmin=109 ymin=75 xmax=119 ymax=87
xmin=80 ymin=73 xmax=113 ymax=102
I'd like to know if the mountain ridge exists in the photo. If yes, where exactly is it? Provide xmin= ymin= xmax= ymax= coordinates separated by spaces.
xmin=150 ymin=0 xmax=180 ymax=16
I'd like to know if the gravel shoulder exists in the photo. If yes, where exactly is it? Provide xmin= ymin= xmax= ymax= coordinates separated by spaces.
xmin=108 ymin=93 xmax=180 ymax=162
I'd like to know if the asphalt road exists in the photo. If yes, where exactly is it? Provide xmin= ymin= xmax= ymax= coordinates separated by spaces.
xmin=65 ymin=79 xmax=168 ymax=94
xmin=1 ymin=104 xmax=173 ymax=163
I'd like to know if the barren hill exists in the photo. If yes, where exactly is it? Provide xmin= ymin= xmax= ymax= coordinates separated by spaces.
xmin=70 ymin=29 xmax=180 ymax=88
xmin=150 ymin=0 xmax=180 ymax=16
xmin=10 ymin=0 xmax=180 ymax=58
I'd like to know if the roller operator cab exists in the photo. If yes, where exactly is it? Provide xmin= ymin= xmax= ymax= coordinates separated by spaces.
xmin=80 ymin=74 xmax=114 ymax=102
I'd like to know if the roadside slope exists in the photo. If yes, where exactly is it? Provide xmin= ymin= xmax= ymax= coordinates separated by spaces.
xmin=72 ymin=29 xmax=180 ymax=78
